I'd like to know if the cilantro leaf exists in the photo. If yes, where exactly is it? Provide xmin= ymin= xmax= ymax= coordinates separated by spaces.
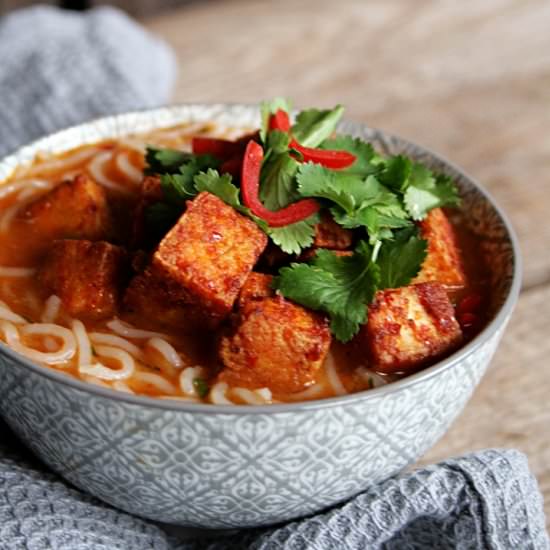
xmin=160 ymin=154 xmax=220 ymax=204
xmin=378 ymin=155 xmax=412 ymax=192
xmin=260 ymin=97 xmax=292 ymax=142
xmin=194 ymin=169 xmax=248 ymax=215
xmin=193 ymin=378 xmax=209 ymax=398
xmin=161 ymin=173 xmax=197 ymax=203
xmin=266 ymin=213 xmax=318 ymax=255
xmin=273 ymin=242 xmax=380 ymax=342
xmin=377 ymin=227 xmax=428 ymax=289
xmin=145 ymin=147 xmax=192 ymax=175
xmin=291 ymin=105 xmax=344 ymax=148
xmin=296 ymin=163 xmax=370 ymax=212
xmin=265 ymin=130 xmax=291 ymax=154
xmin=320 ymin=135 xmax=383 ymax=177
xmin=404 ymin=170 xmax=461 ymax=220
xmin=260 ymin=152 xmax=300 ymax=210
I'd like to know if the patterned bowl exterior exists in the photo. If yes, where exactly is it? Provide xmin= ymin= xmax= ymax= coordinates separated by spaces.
xmin=0 ymin=105 xmax=521 ymax=528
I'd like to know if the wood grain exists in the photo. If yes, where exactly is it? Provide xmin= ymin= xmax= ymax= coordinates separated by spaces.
xmin=144 ymin=0 xmax=550 ymax=524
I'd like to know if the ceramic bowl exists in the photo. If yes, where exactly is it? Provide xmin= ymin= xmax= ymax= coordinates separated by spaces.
xmin=0 ymin=104 xmax=521 ymax=528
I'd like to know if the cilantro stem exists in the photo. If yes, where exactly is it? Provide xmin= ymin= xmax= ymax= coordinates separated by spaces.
xmin=372 ymin=240 xmax=382 ymax=263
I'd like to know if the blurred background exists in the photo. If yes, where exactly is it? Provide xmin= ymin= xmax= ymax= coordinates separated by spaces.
xmin=2 ymin=0 xmax=550 ymax=525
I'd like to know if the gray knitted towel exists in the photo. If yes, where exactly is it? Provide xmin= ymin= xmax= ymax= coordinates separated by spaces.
xmin=0 ymin=6 xmax=548 ymax=550
xmin=0 ymin=5 xmax=176 ymax=158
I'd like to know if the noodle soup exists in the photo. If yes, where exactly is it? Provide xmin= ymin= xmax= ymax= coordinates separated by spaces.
xmin=0 ymin=104 xmax=490 ymax=405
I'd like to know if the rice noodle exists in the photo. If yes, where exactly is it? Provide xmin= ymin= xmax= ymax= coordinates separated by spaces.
xmin=24 ymin=147 xmax=99 ymax=176
xmin=0 ymin=178 xmax=50 ymax=199
xmin=0 ymin=267 xmax=35 ymax=278
xmin=255 ymin=387 xmax=272 ymax=402
xmin=72 ymin=319 xmax=92 ymax=367
xmin=285 ymin=382 xmax=325 ymax=401
xmin=117 ymin=138 xmax=146 ymax=154
xmin=89 ymin=332 xmax=143 ymax=359
xmin=151 ymin=122 xmax=208 ymax=142
xmin=115 ymin=151 xmax=142 ymax=184
xmin=88 ymin=151 xmax=133 ymax=195
xmin=0 ymin=320 xmax=19 ymax=345
xmin=17 ymin=323 xmax=76 ymax=365
xmin=113 ymin=380 xmax=134 ymax=394
xmin=106 ymin=319 xmax=169 ymax=340
xmin=132 ymin=371 xmax=178 ymax=394
xmin=0 ymin=182 xmax=54 ymax=234
xmin=179 ymin=366 xmax=206 ymax=396
xmin=209 ymin=381 xmax=233 ymax=405
xmin=147 ymin=337 xmax=183 ymax=369
xmin=324 ymin=353 xmax=348 ymax=396
xmin=231 ymin=387 xmax=273 ymax=405
xmin=0 ymin=203 xmax=22 ymax=233
xmin=79 ymin=345 xmax=135 ymax=381
xmin=0 ymin=301 xmax=27 ymax=324
xmin=356 ymin=366 xmax=387 ymax=389
xmin=41 ymin=295 xmax=62 ymax=323
xmin=43 ymin=337 xmax=58 ymax=352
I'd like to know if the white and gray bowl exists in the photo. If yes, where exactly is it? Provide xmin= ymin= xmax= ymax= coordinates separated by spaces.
xmin=0 ymin=104 xmax=521 ymax=529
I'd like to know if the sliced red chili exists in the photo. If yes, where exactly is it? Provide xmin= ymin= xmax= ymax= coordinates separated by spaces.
xmin=458 ymin=312 xmax=478 ymax=328
xmin=267 ymin=110 xmax=356 ymax=169
xmin=191 ymin=137 xmax=242 ymax=160
xmin=269 ymin=109 xmax=291 ymax=132
xmin=220 ymin=156 xmax=243 ymax=179
xmin=457 ymin=293 xmax=482 ymax=316
xmin=290 ymin=140 xmax=356 ymax=169
xmin=241 ymin=140 xmax=320 ymax=228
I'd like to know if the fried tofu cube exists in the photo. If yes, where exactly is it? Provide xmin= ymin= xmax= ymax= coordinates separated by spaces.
xmin=153 ymin=192 xmax=267 ymax=323
xmin=141 ymin=175 xmax=164 ymax=201
xmin=124 ymin=266 xmax=205 ymax=328
xmin=363 ymin=282 xmax=462 ymax=373
xmin=21 ymin=174 xmax=111 ymax=242
xmin=39 ymin=240 xmax=128 ymax=319
xmin=218 ymin=296 xmax=331 ymax=393
xmin=314 ymin=211 xmax=353 ymax=250
xmin=413 ymin=208 xmax=466 ymax=289
xmin=237 ymin=272 xmax=274 ymax=309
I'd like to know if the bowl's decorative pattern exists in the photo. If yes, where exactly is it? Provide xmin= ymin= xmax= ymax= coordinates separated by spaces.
xmin=0 ymin=326 xmax=504 ymax=527
xmin=0 ymin=105 xmax=520 ymax=528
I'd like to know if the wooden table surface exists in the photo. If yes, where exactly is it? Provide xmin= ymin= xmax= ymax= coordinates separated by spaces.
xmin=145 ymin=0 xmax=550 ymax=523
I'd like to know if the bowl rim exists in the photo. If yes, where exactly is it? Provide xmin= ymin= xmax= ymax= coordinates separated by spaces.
xmin=0 ymin=103 xmax=522 ymax=415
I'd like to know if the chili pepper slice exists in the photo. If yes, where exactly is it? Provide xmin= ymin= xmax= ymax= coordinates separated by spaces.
xmin=458 ymin=312 xmax=478 ymax=328
xmin=269 ymin=109 xmax=291 ymax=132
xmin=191 ymin=137 xmax=242 ymax=160
xmin=457 ymin=293 xmax=482 ymax=316
xmin=290 ymin=140 xmax=356 ymax=169
xmin=220 ymin=156 xmax=243 ymax=179
xmin=268 ymin=110 xmax=356 ymax=169
xmin=241 ymin=140 xmax=320 ymax=228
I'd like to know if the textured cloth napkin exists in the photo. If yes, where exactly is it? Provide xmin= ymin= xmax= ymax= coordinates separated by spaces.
xmin=0 ymin=6 xmax=548 ymax=550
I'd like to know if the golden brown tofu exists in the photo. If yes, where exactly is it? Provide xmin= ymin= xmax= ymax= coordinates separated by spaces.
xmin=153 ymin=192 xmax=267 ymax=323
xmin=124 ymin=266 xmax=205 ymax=329
xmin=413 ymin=208 xmax=466 ymax=289
xmin=39 ymin=240 xmax=128 ymax=319
xmin=21 ymin=174 xmax=112 ymax=242
xmin=141 ymin=175 xmax=163 ymax=201
xmin=314 ymin=211 xmax=353 ymax=250
xmin=363 ymin=282 xmax=462 ymax=373
xmin=237 ymin=272 xmax=274 ymax=309
xmin=218 ymin=296 xmax=331 ymax=393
